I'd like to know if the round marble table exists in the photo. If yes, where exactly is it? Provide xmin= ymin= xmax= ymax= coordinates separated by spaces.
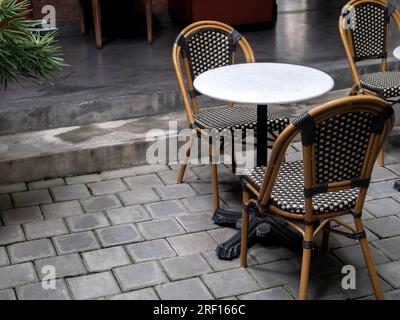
xmin=394 ymin=46 xmax=400 ymax=60
xmin=193 ymin=63 xmax=334 ymax=260
xmin=194 ymin=63 xmax=334 ymax=166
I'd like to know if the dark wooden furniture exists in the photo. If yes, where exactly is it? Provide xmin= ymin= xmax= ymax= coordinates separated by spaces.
xmin=79 ymin=0 xmax=153 ymax=48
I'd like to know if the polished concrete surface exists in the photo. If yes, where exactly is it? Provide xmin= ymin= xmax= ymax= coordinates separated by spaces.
xmin=1 ymin=0 xmax=400 ymax=133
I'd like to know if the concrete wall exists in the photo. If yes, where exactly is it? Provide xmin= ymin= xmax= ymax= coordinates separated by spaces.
xmin=31 ymin=0 xmax=168 ymax=21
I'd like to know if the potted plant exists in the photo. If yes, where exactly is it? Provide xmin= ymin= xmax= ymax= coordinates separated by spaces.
xmin=0 ymin=0 xmax=65 ymax=89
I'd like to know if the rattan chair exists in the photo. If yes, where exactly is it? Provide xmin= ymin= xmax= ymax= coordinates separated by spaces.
xmin=239 ymin=95 xmax=394 ymax=300
xmin=339 ymin=0 xmax=400 ymax=165
xmin=172 ymin=21 xmax=290 ymax=209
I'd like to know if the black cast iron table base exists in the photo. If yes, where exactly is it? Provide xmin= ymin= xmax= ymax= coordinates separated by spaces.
xmin=394 ymin=180 xmax=400 ymax=192
xmin=212 ymin=209 xmax=303 ymax=260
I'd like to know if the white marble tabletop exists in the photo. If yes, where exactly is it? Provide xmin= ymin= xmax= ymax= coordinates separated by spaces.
xmin=394 ymin=46 xmax=400 ymax=60
xmin=193 ymin=63 xmax=334 ymax=105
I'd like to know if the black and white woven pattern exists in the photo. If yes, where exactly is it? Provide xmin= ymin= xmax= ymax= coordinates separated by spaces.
xmin=360 ymin=71 xmax=400 ymax=98
xmin=242 ymin=161 xmax=359 ymax=215
xmin=194 ymin=105 xmax=289 ymax=133
xmin=185 ymin=29 xmax=234 ymax=80
xmin=314 ymin=112 xmax=374 ymax=184
xmin=350 ymin=3 xmax=388 ymax=61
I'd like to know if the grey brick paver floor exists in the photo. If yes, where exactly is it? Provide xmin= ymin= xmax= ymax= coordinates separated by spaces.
xmin=0 ymin=141 xmax=400 ymax=300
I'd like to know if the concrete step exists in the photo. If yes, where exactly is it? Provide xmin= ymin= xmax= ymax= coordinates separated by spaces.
xmin=1 ymin=59 xmax=398 ymax=135
xmin=0 ymin=89 xmax=355 ymax=184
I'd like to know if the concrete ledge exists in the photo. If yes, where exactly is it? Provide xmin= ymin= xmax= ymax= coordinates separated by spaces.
xmin=1 ymin=59 xmax=399 ymax=135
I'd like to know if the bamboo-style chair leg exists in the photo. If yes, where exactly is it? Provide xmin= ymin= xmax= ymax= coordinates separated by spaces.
xmin=240 ymin=189 xmax=250 ymax=268
xmin=299 ymin=225 xmax=314 ymax=300
xmin=145 ymin=0 xmax=153 ymax=44
xmin=377 ymin=149 xmax=385 ymax=167
xmin=354 ymin=217 xmax=384 ymax=300
xmin=210 ymin=143 xmax=220 ymax=210
xmin=321 ymin=221 xmax=330 ymax=253
xmin=92 ymin=0 xmax=102 ymax=49
xmin=177 ymin=136 xmax=193 ymax=184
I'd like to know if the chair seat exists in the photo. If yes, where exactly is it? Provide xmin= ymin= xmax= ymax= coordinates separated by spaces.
xmin=194 ymin=105 xmax=289 ymax=133
xmin=242 ymin=160 xmax=359 ymax=215
xmin=360 ymin=71 xmax=400 ymax=98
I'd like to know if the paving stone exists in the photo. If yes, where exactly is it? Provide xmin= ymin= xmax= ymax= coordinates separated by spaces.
xmin=249 ymin=244 xmax=297 ymax=264
xmin=386 ymin=289 xmax=400 ymax=300
xmin=364 ymin=198 xmax=400 ymax=217
xmin=0 ymin=247 xmax=9 ymax=267
xmin=202 ymin=268 xmax=259 ymax=298
xmin=41 ymin=200 xmax=83 ymax=219
xmin=95 ymin=224 xmax=143 ymax=247
xmin=101 ymin=165 xmax=169 ymax=180
xmin=145 ymin=200 xmax=188 ymax=219
xmin=118 ymin=189 xmax=161 ymax=206
xmin=377 ymin=261 xmax=400 ymax=288
xmin=67 ymin=272 xmax=121 ymax=300
xmin=155 ymin=184 xmax=196 ymax=200
xmin=364 ymin=216 xmax=400 ymax=238
xmin=53 ymin=231 xmax=100 ymax=254
xmin=161 ymin=254 xmax=212 ymax=280
xmin=110 ymin=288 xmax=159 ymax=300
xmin=289 ymin=253 xmax=344 ymax=276
xmin=156 ymin=278 xmax=214 ymax=300
xmin=177 ymin=213 xmax=218 ymax=233
xmin=0 ymin=225 xmax=25 ymax=245
xmin=16 ymin=280 xmax=71 ymax=300
xmin=191 ymin=165 xmax=233 ymax=182
xmin=124 ymin=174 xmax=164 ymax=190
xmin=208 ymin=228 xmax=238 ymax=244
xmin=126 ymin=239 xmax=176 ymax=262
xmin=12 ymin=190 xmax=52 ymax=208
xmin=138 ymin=218 xmax=186 ymax=240
xmin=1 ymin=206 xmax=43 ymax=225
xmin=80 ymin=195 xmax=122 ymax=212
xmin=66 ymin=212 xmax=110 ymax=232
xmin=189 ymin=181 xmax=234 ymax=195
xmin=50 ymin=184 xmax=91 ymax=202
xmin=332 ymin=245 xmax=389 ymax=269
xmin=0 ymin=183 xmax=26 ymax=194
xmin=24 ymin=219 xmax=68 ymax=240
xmin=0 ymin=289 xmax=16 ymax=300
xmin=0 ymin=194 xmax=12 ymax=210
xmin=83 ymin=247 xmax=131 ymax=272
xmin=8 ymin=239 xmax=55 ymax=264
xmin=373 ymin=236 xmax=400 ymax=260
xmin=28 ymin=179 xmax=65 ymax=190
xmin=331 ymin=269 xmax=391 ymax=299
xmin=285 ymin=276 xmax=347 ymax=300
xmin=106 ymin=206 xmax=151 ymax=225
xmin=182 ymin=195 xmax=218 ymax=213
xmin=87 ymin=179 xmax=128 ymax=196
xmin=202 ymin=250 xmax=256 ymax=272
xmin=168 ymin=232 xmax=217 ymax=255
xmin=371 ymin=166 xmax=398 ymax=182
xmin=248 ymin=261 xmax=299 ymax=289
xmin=158 ymin=169 xmax=198 ymax=185
xmin=114 ymin=261 xmax=167 ymax=291
xmin=368 ymin=180 xmax=399 ymax=198
xmin=386 ymin=163 xmax=400 ymax=176
xmin=0 ymin=263 xmax=38 ymax=290
xmin=65 ymin=174 xmax=102 ymax=185
xmin=35 ymin=254 xmax=87 ymax=280
xmin=219 ymin=191 xmax=242 ymax=208
xmin=239 ymin=287 xmax=294 ymax=300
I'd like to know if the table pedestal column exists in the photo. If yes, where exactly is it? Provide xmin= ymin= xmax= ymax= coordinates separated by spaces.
xmin=257 ymin=104 xmax=269 ymax=167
